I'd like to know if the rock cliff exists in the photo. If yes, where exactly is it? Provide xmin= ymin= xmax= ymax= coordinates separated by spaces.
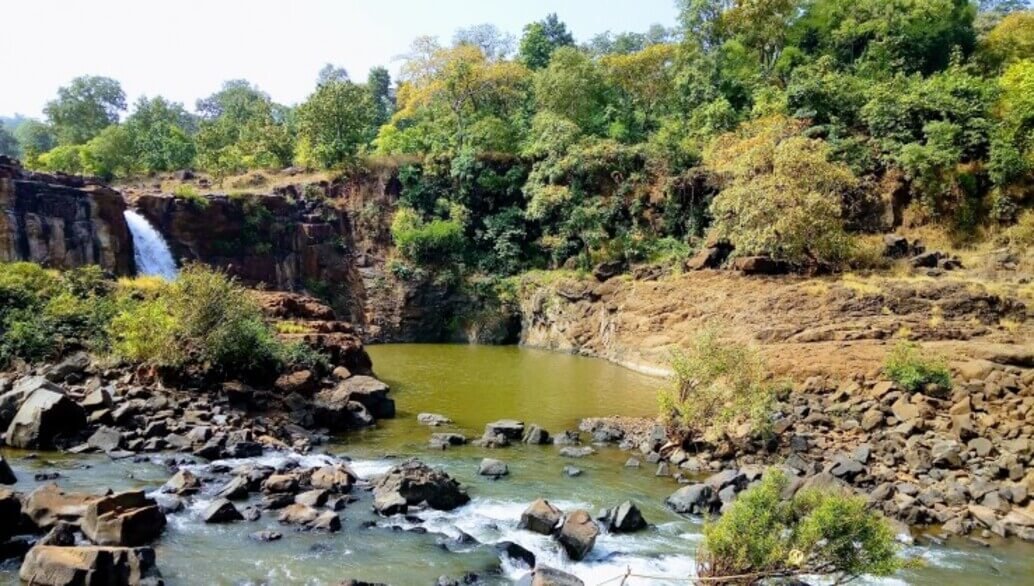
xmin=0 ymin=156 xmax=133 ymax=275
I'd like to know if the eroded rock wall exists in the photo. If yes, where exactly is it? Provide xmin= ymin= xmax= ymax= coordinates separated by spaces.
xmin=0 ymin=156 xmax=133 ymax=274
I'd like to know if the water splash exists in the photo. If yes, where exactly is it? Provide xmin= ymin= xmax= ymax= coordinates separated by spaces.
xmin=124 ymin=209 xmax=178 ymax=280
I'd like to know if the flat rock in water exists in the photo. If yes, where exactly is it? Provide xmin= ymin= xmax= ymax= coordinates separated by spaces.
xmin=19 ymin=545 xmax=162 ymax=585
xmin=559 ymin=446 xmax=595 ymax=458
xmin=478 ymin=458 xmax=509 ymax=478
xmin=485 ymin=419 xmax=525 ymax=440
xmin=417 ymin=413 xmax=452 ymax=426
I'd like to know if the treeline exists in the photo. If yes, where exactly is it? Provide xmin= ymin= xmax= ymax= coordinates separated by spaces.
xmin=3 ymin=1 xmax=1033 ymax=274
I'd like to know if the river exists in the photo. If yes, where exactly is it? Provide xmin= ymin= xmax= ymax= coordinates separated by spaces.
xmin=1 ymin=345 xmax=1032 ymax=584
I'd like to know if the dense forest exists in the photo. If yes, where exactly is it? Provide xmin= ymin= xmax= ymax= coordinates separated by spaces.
xmin=3 ymin=0 xmax=1034 ymax=276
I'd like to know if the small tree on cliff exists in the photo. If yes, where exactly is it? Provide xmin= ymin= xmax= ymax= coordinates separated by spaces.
xmin=295 ymin=80 xmax=378 ymax=169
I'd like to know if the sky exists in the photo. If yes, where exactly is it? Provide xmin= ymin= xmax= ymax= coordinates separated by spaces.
xmin=0 ymin=0 xmax=679 ymax=119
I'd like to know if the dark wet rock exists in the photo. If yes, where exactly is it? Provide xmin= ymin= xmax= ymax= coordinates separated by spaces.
xmin=478 ymin=458 xmax=509 ymax=478
xmin=81 ymin=491 xmax=166 ymax=546
xmin=666 ymin=484 xmax=718 ymax=515
xmin=0 ymin=454 xmax=15 ymax=484
xmin=371 ymin=460 xmax=469 ymax=515
xmin=685 ymin=241 xmax=733 ymax=270
xmin=0 ymin=489 xmax=21 ymax=540
xmin=417 ymin=413 xmax=452 ymax=426
xmin=559 ymin=446 xmax=595 ymax=458
xmin=38 ymin=522 xmax=76 ymax=547
xmin=5 ymin=388 xmax=86 ymax=449
xmin=250 ymin=530 xmax=282 ymax=542
xmin=733 ymin=256 xmax=790 ymax=275
xmin=557 ymin=509 xmax=599 ymax=561
xmin=429 ymin=433 xmax=467 ymax=449
xmin=495 ymin=540 xmax=536 ymax=568
xmin=436 ymin=531 xmax=478 ymax=553
xmin=44 ymin=352 xmax=91 ymax=383
xmin=592 ymin=260 xmax=625 ymax=282
xmin=519 ymin=498 xmax=562 ymax=535
xmin=523 ymin=424 xmax=551 ymax=445
xmin=35 ymin=472 xmax=62 ymax=481
xmin=162 ymin=470 xmax=201 ymax=495
xmin=517 ymin=566 xmax=585 ymax=586
xmin=604 ymin=501 xmax=647 ymax=533
xmin=203 ymin=498 xmax=243 ymax=523
xmin=485 ymin=419 xmax=525 ymax=440
xmin=19 ymin=545 xmax=163 ymax=586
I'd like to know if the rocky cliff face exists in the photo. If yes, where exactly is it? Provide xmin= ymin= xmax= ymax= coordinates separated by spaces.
xmin=0 ymin=156 xmax=133 ymax=275
xmin=133 ymin=169 xmax=467 ymax=342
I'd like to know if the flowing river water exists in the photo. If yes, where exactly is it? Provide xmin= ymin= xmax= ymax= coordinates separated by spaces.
xmin=2 ymin=345 xmax=1033 ymax=585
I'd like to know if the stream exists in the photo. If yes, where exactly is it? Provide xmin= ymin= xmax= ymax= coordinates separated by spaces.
xmin=2 ymin=344 xmax=1032 ymax=585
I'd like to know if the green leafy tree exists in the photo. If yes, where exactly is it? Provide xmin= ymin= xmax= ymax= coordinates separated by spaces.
xmin=194 ymin=80 xmax=294 ymax=174
xmin=316 ymin=63 xmax=350 ymax=86
xmin=367 ymin=66 xmax=394 ymax=126
xmin=0 ymin=126 xmax=18 ymax=158
xmin=82 ymin=124 xmax=135 ymax=179
xmin=43 ymin=76 xmax=126 ymax=145
xmin=295 ymin=80 xmax=377 ymax=168
xmin=519 ymin=13 xmax=575 ymax=69
xmin=13 ymin=120 xmax=57 ymax=166
xmin=533 ymin=47 xmax=612 ymax=133
xmin=125 ymin=96 xmax=197 ymax=173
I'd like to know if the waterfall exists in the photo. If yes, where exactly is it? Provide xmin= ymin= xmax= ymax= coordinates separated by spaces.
xmin=124 ymin=210 xmax=178 ymax=280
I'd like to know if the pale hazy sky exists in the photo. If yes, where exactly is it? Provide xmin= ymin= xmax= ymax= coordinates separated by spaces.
xmin=1 ymin=0 xmax=678 ymax=119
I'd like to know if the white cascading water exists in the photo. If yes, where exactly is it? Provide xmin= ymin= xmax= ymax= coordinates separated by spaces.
xmin=124 ymin=209 xmax=178 ymax=280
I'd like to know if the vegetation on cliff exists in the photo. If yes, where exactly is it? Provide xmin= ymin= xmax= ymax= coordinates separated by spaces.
xmin=0 ymin=262 xmax=323 ymax=381
xmin=3 ymin=2 xmax=1033 ymax=280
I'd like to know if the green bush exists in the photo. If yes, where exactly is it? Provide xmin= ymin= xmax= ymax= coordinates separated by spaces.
xmin=659 ymin=326 xmax=775 ymax=444
xmin=390 ymin=207 xmax=466 ymax=265
xmin=698 ymin=469 xmax=902 ymax=584
xmin=172 ymin=184 xmax=209 ymax=208
xmin=883 ymin=340 xmax=952 ymax=392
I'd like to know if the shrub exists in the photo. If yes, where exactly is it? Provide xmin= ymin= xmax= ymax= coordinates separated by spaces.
xmin=659 ymin=326 xmax=775 ymax=445
xmin=1002 ymin=209 xmax=1034 ymax=249
xmin=172 ymin=184 xmax=209 ymax=208
xmin=883 ymin=340 xmax=952 ymax=392
xmin=698 ymin=469 xmax=901 ymax=584
xmin=390 ymin=207 xmax=466 ymax=265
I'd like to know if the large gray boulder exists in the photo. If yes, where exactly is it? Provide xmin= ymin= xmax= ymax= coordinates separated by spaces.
xmin=603 ymin=500 xmax=647 ymax=533
xmin=23 ymin=484 xmax=98 ymax=530
xmin=81 ymin=491 xmax=166 ymax=546
xmin=371 ymin=460 xmax=469 ymax=515
xmin=666 ymin=483 xmax=719 ymax=515
xmin=557 ymin=509 xmax=599 ymax=561
xmin=0 ymin=376 xmax=63 ymax=429
xmin=5 ymin=388 xmax=85 ymax=448
xmin=519 ymin=498 xmax=562 ymax=535
xmin=19 ymin=545 xmax=163 ymax=585
xmin=333 ymin=375 xmax=395 ymax=419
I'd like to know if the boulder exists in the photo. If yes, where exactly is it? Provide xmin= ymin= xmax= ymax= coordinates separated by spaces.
xmin=666 ymin=484 xmax=718 ymax=515
xmin=558 ymin=446 xmax=595 ymax=458
xmin=334 ymin=375 xmax=394 ymax=419
xmin=519 ymin=499 xmax=562 ymax=535
xmin=417 ymin=413 xmax=452 ymax=426
xmin=202 ymin=498 xmax=243 ymax=523
xmin=216 ymin=476 xmax=250 ymax=501
xmin=495 ymin=541 xmax=536 ymax=568
xmin=0 ymin=453 xmax=15 ymax=484
xmin=0 ymin=376 xmax=63 ymax=428
xmin=80 ymin=387 xmax=113 ymax=412
xmin=604 ymin=501 xmax=647 ymax=533
xmin=86 ymin=427 xmax=124 ymax=453
xmin=81 ymin=491 xmax=166 ymax=546
xmin=371 ymin=460 xmax=469 ymax=515
xmin=5 ymin=388 xmax=86 ymax=448
xmin=517 ymin=566 xmax=585 ymax=586
xmin=733 ymin=256 xmax=790 ymax=275
xmin=162 ymin=470 xmax=200 ymax=495
xmin=429 ymin=433 xmax=467 ymax=449
xmin=23 ymin=484 xmax=97 ymax=530
xmin=278 ymin=503 xmax=341 ymax=532
xmin=557 ymin=509 xmax=599 ymax=561
xmin=478 ymin=458 xmax=509 ymax=478
xmin=522 ymin=425 xmax=551 ymax=445
xmin=45 ymin=352 xmax=91 ymax=383
xmin=485 ymin=419 xmax=525 ymax=440
xmin=261 ymin=474 xmax=299 ymax=494
xmin=274 ymin=370 xmax=317 ymax=395
xmin=19 ymin=545 xmax=162 ymax=586
xmin=685 ymin=242 xmax=733 ymax=270
xmin=310 ymin=465 xmax=356 ymax=493
xmin=312 ymin=392 xmax=376 ymax=430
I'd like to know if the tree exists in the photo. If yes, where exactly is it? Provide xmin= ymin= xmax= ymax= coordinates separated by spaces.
xmin=981 ymin=11 xmax=1034 ymax=68
xmin=534 ymin=47 xmax=611 ymax=133
xmin=194 ymin=80 xmax=294 ymax=173
xmin=125 ymin=96 xmax=196 ymax=172
xmin=698 ymin=469 xmax=901 ymax=584
xmin=453 ymin=23 xmax=515 ymax=61
xmin=602 ymin=44 xmax=678 ymax=130
xmin=706 ymin=116 xmax=858 ymax=267
xmin=81 ymin=124 xmax=135 ymax=179
xmin=295 ymin=80 xmax=377 ymax=168
xmin=12 ymin=120 xmax=56 ymax=166
xmin=519 ymin=13 xmax=575 ymax=69
xmin=43 ymin=76 xmax=126 ymax=145
xmin=0 ymin=126 xmax=18 ymax=158
xmin=367 ymin=66 xmax=394 ymax=126
xmin=316 ymin=63 xmax=350 ymax=86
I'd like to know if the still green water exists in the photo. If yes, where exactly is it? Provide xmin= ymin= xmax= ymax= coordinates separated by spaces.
xmin=2 ymin=344 xmax=1032 ymax=585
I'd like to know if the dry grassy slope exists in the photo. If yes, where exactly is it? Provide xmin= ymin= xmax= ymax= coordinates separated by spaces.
xmin=517 ymin=268 xmax=1034 ymax=380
